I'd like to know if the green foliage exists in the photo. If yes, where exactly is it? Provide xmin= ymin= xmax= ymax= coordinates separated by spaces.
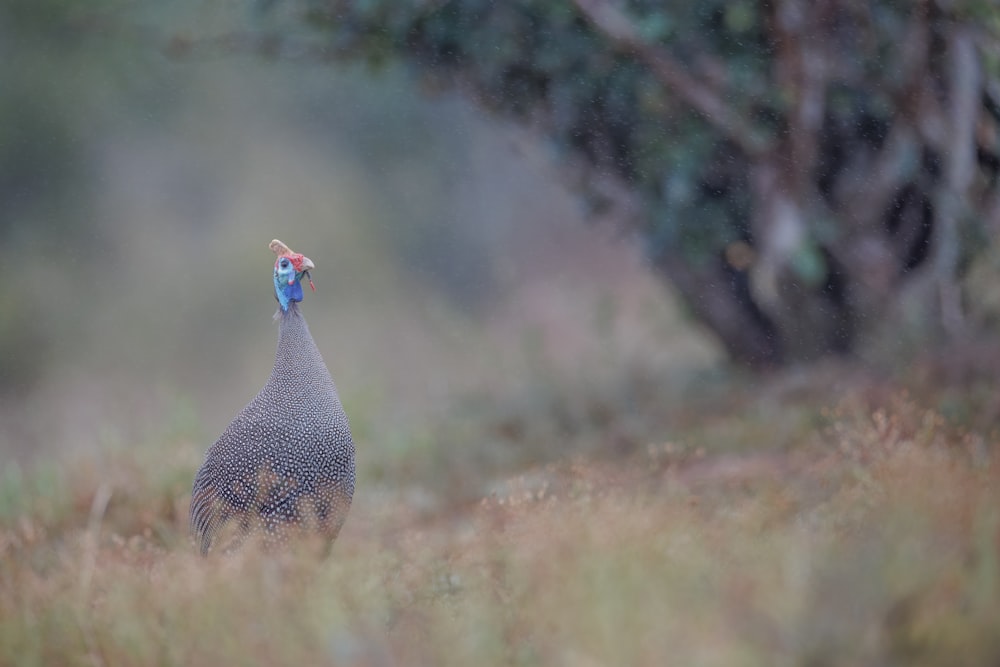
xmin=296 ymin=1 xmax=744 ymax=256
xmin=279 ymin=0 xmax=1000 ymax=366
xmin=293 ymin=0 xmax=782 ymax=257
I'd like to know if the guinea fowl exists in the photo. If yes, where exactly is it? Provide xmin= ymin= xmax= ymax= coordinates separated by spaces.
xmin=190 ymin=239 xmax=355 ymax=554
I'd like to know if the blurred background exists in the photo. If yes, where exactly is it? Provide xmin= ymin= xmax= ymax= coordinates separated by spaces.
xmin=0 ymin=2 xmax=720 ymax=495
xmin=3 ymin=1 xmax=1000 ymax=497
xmin=4 ymin=4 xmax=1000 ymax=664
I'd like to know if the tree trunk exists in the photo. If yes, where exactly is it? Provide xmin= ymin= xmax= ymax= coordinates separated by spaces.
xmin=651 ymin=249 xmax=783 ymax=369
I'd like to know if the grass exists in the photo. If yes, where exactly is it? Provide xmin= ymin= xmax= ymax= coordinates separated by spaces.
xmin=2 ymin=366 xmax=999 ymax=666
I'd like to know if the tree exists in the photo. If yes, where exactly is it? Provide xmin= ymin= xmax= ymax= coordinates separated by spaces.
xmin=274 ymin=0 xmax=1000 ymax=368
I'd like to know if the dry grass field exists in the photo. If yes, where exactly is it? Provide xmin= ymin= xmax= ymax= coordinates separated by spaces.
xmin=3 ymin=363 xmax=998 ymax=667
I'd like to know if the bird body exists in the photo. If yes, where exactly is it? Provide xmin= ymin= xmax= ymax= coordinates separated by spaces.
xmin=190 ymin=240 xmax=354 ymax=554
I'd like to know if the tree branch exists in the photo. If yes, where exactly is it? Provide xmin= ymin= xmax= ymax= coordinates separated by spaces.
xmin=828 ymin=2 xmax=929 ymax=231
xmin=933 ymin=26 xmax=981 ymax=336
xmin=984 ymin=187 xmax=1000 ymax=236
xmin=572 ymin=0 xmax=771 ymax=157
xmin=835 ymin=121 xmax=919 ymax=232
xmin=767 ymin=0 xmax=829 ymax=196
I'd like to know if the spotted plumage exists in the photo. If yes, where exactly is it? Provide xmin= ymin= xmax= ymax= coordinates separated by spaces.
xmin=190 ymin=240 xmax=354 ymax=554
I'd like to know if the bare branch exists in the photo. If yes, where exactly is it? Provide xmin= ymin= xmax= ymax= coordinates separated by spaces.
xmin=934 ymin=27 xmax=981 ymax=336
xmin=985 ymin=81 xmax=1000 ymax=125
xmin=766 ymin=0 xmax=831 ymax=197
xmin=835 ymin=122 xmax=919 ymax=230
xmin=984 ymin=187 xmax=1000 ymax=236
xmin=943 ymin=32 xmax=981 ymax=198
xmin=828 ymin=2 xmax=932 ymax=231
xmin=572 ymin=0 xmax=771 ymax=157
xmin=891 ymin=0 xmax=931 ymax=117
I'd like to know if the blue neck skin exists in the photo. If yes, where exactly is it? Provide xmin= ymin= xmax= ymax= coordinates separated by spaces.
xmin=274 ymin=271 xmax=304 ymax=312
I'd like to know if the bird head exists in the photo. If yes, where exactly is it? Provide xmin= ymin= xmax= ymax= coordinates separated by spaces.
xmin=270 ymin=239 xmax=315 ymax=311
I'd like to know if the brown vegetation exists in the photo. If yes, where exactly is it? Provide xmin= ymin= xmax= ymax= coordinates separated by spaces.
xmin=3 ymin=368 xmax=998 ymax=666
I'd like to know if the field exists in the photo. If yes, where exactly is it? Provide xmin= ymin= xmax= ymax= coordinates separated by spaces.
xmin=3 ymin=7 xmax=1000 ymax=664
xmin=2 ymin=359 xmax=999 ymax=667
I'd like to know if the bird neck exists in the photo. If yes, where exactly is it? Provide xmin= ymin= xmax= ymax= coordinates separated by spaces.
xmin=276 ymin=300 xmax=300 ymax=319
xmin=272 ymin=303 xmax=327 ymax=379
xmin=276 ymin=303 xmax=307 ymax=350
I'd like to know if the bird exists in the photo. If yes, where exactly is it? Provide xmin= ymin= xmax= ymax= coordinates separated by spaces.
xmin=189 ymin=239 xmax=355 ymax=555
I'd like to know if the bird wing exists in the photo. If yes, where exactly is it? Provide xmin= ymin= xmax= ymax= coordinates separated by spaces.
xmin=189 ymin=461 xmax=225 ymax=555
